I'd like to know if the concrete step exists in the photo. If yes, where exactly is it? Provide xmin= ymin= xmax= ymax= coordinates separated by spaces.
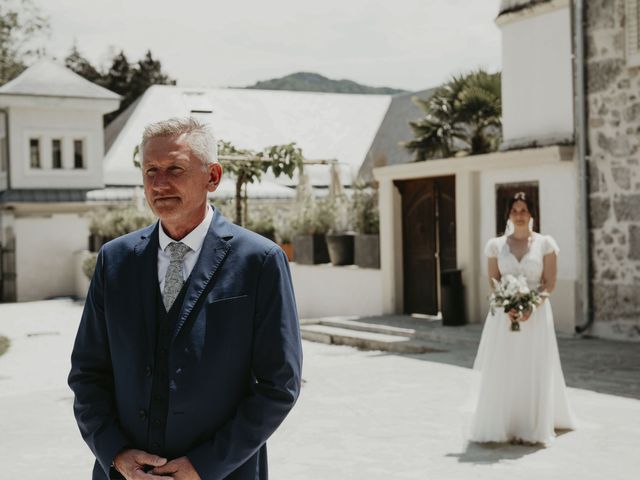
xmin=314 ymin=317 xmax=416 ymax=337
xmin=300 ymin=324 xmax=443 ymax=354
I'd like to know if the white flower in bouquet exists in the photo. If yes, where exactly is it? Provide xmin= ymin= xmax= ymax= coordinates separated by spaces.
xmin=502 ymin=275 xmax=520 ymax=297
xmin=517 ymin=276 xmax=530 ymax=294
xmin=489 ymin=274 xmax=548 ymax=331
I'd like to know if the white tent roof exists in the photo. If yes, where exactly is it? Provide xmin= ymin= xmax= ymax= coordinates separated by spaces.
xmin=0 ymin=59 xmax=120 ymax=100
xmin=104 ymin=85 xmax=392 ymax=187
xmin=87 ymin=178 xmax=295 ymax=203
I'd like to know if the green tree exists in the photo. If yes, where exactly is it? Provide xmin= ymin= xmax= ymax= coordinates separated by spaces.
xmin=404 ymin=69 xmax=502 ymax=161
xmin=218 ymin=141 xmax=304 ymax=225
xmin=65 ymin=47 xmax=175 ymax=126
xmin=0 ymin=0 xmax=49 ymax=85
xmin=65 ymin=44 xmax=103 ymax=84
xmin=103 ymin=50 xmax=131 ymax=96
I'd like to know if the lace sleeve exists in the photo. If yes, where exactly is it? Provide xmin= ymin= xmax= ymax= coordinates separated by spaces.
xmin=484 ymin=238 xmax=498 ymax=258
xmin=543 ymin=235 xmax=560 ymax=256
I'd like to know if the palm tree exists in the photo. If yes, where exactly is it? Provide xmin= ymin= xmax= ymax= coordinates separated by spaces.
xmin=404 ymin=70 xmax=501 ymax=161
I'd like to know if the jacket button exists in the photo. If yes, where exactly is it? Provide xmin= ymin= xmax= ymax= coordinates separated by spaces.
xmin=145 ymin=365 xmax=152 ymax=376
xmin=139 ymin=409 xmax=147 ymax=419
xmin=153 ymin=418 xmax=162 ymax=427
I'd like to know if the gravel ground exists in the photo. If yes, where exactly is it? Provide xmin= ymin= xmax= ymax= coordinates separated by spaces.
xmin=1 ymin=299 xmax=638 ymax=480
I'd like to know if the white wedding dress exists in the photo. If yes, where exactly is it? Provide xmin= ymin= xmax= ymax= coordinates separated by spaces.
xmin=470 ymin=233 xmax=575 ymax=445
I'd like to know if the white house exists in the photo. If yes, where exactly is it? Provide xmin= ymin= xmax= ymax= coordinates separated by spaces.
xmin=0 ymin=60 xmax=120 ymax=301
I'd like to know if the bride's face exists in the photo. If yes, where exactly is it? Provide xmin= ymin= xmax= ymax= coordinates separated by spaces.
xmin=509 ymin=200 xmax=531 ymax=228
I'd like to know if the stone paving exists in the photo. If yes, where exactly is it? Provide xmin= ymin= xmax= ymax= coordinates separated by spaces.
xmin=1 ymin=300 xmax=639 ymax=479
xmin=357 ymin=314 xmax=640 ymax=400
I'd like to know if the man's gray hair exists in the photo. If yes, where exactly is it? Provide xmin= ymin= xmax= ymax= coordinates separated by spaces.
xmin=140 ymin=117 xmax=218 ymax=166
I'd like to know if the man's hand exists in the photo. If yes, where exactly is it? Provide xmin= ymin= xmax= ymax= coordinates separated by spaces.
xmin=152 ymin=456 xmax=201 ymax=480
xmin=114 ymin=449 xmax=170 ymax=479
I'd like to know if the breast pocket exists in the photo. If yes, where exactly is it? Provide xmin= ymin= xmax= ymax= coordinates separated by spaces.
xmin=204 ymin=294 xmax=253 ymax=344
xmin=203 ymin=295 xmax=254 ymax=364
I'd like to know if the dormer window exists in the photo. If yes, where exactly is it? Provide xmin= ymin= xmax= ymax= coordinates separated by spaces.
xmin=52 ymin=139 xmax=62 ymax=169
xmin=74 ymin=139 xmax=85 ymax=169
xmin=29 ymin=138 xmax=41 ymax=169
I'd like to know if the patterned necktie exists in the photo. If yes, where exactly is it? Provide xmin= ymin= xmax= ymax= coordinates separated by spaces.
xmin=163 ymin=242 xmax=191 ymax=311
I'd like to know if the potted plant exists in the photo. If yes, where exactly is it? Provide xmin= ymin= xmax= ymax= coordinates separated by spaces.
xmin=275 ymin=219 xmax=295 ymax=261
xmin=351 ymin=184 xmax=380 ymax=269
xmin=246 ymin=210 xmax=276 ymax=242
xmin=325 ymin=196 xmax=355 ymax=266
xmin=292 ymin=199 xmax=332 ymax=264
xmin=88 ymin=207 xmax=155 ymax=252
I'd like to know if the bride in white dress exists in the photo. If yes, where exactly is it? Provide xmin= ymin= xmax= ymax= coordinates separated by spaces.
xmin=470 ymin=192 xmax=575 ymax=445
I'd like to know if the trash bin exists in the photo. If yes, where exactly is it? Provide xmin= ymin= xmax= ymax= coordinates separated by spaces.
xmin=441 ymin=269 xmax=466 ymax=326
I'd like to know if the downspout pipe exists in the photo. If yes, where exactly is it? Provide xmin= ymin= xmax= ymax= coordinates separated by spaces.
xmin=0 ymin=108 xmax=9 ymax=191
xmin=574 ymin=0 xmax=594 ymax=334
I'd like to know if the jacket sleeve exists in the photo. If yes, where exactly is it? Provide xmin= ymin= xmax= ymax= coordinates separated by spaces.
xmin=187 ymin=246 xmax=303 ymax=479
xmin=68 ymin=249 xmax=130 ymax=476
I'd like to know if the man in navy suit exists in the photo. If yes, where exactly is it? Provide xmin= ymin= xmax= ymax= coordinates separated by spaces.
xmin=68 ymin=117 xmax=303 ymax=480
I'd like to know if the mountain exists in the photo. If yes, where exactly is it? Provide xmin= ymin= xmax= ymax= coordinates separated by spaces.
xmin=244 ymin=72 xmax=406 ymax=95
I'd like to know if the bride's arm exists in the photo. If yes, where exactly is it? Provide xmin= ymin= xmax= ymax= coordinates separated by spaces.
xmin=488 ymin=257 xmax=500 ymax=289
xmin=540 ymin=252 xmax=558 ymax=300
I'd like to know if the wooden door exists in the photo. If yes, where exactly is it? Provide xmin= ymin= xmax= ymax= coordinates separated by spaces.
xmin=396 ymin=176 xmax=456 ymax=316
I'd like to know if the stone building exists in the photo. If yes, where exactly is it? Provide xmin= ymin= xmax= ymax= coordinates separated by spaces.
xmin=584 ymin=0 xmax=640 ymax=339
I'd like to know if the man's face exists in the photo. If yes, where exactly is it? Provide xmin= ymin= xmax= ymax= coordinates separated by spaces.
xmin=141 ymin=134 xmax=221 ymax=229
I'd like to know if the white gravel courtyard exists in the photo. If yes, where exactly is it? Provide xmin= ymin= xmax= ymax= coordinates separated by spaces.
xmin=0 ymin=299 xmax=638 ymax=479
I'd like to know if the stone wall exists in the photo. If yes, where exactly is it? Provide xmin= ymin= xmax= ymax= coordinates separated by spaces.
xmin=586 ymin=0 xmax=640 ymax=339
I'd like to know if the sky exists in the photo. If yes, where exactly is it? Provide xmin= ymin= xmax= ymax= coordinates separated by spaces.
xmin=36 ymin=0 xmax=502 ymax=92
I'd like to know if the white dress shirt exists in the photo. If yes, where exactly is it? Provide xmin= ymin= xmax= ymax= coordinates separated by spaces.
xmin=157 ymin=205 xmax=214 ymax=292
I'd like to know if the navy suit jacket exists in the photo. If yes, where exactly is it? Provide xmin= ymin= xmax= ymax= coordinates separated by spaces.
xmin=68 ymin=209 xmax=303 ymax=479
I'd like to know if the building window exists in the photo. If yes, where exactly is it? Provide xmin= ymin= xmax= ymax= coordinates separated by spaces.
xmin=52 ymin=139 xmax=62 ymax=169
xmin=626 ymin=0 xmax=640 ymax=67
xmin=74 ymin=139 xmax=85 ymax=169
xmin=30 ymin=138 xmax=41 ymax=169
xmin=495 ymin=182 xmax=540 ymax=236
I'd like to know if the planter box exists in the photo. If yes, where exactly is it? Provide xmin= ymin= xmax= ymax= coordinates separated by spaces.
xmin=326 ymin=234 xmax=355 ymax=266
xmin=354 ymin=234 xmax=380 ymax=269
xmin=293 ymin=234 xmax=330 ymax=265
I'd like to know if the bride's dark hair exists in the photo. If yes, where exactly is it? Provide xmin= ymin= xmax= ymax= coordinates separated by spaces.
xmin=504 ymin=191 xmax=536 ymax=221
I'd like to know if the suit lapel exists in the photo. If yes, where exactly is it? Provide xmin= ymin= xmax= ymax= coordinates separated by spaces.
xmin=173 ymin=208 xmax=233 ymax=341
xmin=134 ymin=223 xmax=160 ymax=353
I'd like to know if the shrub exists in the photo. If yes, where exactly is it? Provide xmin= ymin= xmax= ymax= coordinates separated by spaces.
xmin=351 ymin=184 xmax=379 ymax=234
xmin=292 ymin=198 xmax=333 ymax=236
xmin=82 ymin=252 xmax=98 ymax=280
xmin=88 ymin=207 xmax=155 ymax=240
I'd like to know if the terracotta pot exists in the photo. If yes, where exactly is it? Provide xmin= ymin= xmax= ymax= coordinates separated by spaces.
xmin=279 ymin=242 xmax=294 ymax=261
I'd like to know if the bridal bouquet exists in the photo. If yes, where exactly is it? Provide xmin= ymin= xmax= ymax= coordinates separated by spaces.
xmin=489 ymin=274 xmax=548 ymax=331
